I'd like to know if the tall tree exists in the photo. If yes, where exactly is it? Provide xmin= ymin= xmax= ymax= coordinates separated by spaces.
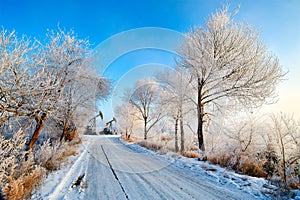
xmin=0 ymin=29 xmax=110 ymax=149
xmin=178 ymin=7 xmax=285 ymax=152
xmin=57 ymin=66 xmax=110 ymax=141
xmin=156 ymin=68 xmax=193 ymax=153
xmin=128 ymin=78 xmax=164 ymax=140
xmin=25 ymin=29 xmax=91 ymax=149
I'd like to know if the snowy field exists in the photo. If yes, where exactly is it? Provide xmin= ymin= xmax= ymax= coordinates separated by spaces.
xmin=32 ymin=135 xmax=300 ymax=200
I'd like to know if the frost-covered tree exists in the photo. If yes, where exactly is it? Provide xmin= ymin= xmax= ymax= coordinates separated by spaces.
xmin=156 ymin=67 xmax=194 ymax=153
xmin=56 ymin=65 xmax=110 ymax=141
xmin=271 ymin=113 xmax=300 ymax=188
xmin=223 ymin=118 xmax=258 ymax=154
xmin=0 ymin=29 xmax=110 ymax=149
xmin=128 ymin=78 xmax=164 ymax=140
xmin=178 ymin=7 xmax=285 ymax=152
xmin=114 ymin=102 xmax=136 ymax=138
xmin=24 ymin=29 xmax=93 ymax=149
xmin=0 ymin=30 xmax=36 ymax=126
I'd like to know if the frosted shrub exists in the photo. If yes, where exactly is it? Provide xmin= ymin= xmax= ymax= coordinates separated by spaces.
xmin=34 ymin=140 xmax=63 ymax=171
xmin=34 ymin=139 xmax=78 ymax=172
xmin=0 ymin=130 xmax=46 ymax=200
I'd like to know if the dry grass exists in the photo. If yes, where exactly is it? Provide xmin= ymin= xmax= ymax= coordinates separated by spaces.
xmin=289 ymin=181 xmax=300 ymax=190
xmin=121 ymin=134 xmax=136 ymax=143
xmin=1 ymin=130 xmax=82 ymax=199
xmin=3 ymin=166 xmax=46 ymax=200
xmin=137 ymin=141 xmax=163 ymax=151
xmin=127 ymin=137 xmax=135 ymax=143
xmin=240 ymin=159 xmax=266 ymax=178
xmin=34 ymin=138 xmax=80 ymax=172
xmin=208 ymin=154 xmax=234 ymax=168
xmin=66 ymin=130 xmax=82 ymax=145
xmin=43 ymin=159 xmax=59 ymax=171
xmin=0 ymin=131 xmax=47 ymax=200
xmin=208 ymin=154 xmax=266 ymax=178
xmin=56 ymin=143 xmax=79 ymax=162
xmin=45 ymin=143 xmax=79 ymax=171
xmin=183 ymin=151 xmax=200 ymax=158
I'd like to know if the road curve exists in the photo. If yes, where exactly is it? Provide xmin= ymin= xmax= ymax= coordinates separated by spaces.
xmin=84 ymin=136 xmax=256 ymax=200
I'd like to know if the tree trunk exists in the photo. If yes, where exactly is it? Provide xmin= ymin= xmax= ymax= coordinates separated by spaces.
xmin=298 ymin=163 xmax=300 ymax=183
xmin=174 ymin=118 xmax=179 ymax=153
xmin=197 ymin=77 xmax=205 ymax=152
xmin=60 ymin=123 xmax=69 ymax=141
xmin=144 ymin=117 xmax=147 ymax=140
xmin=180 ymin=115 xmax=185 ymax=154
xmin=27 ymin=112 xmax=47 ymax=150
xmin=197 ymin=110 xmax=205 ymax=151
xmin=60 ymin=102 xmax=72 ymax=141
xmin=282 ymin=154 xmax=287 ymax=188
xmin=280 ymin=139 xmax=287 ymax=188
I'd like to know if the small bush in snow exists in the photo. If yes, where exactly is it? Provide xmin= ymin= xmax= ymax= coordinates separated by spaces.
xmin=34 ymin=140 xmax=78 ymax=172
xmin=34 ymin=140 xmax=62 ymax=171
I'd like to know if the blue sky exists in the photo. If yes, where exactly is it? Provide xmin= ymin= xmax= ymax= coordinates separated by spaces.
xmin=1 ymin=0 xmax=299 ymax=121
xmin=1 ymin=0 xmax=299 ymax=50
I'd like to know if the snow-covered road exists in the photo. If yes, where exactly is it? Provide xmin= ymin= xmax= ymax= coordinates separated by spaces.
xmin=83 ymin=136 xmax=255 ymax=200
xmin=34 ymin=135 xmax=272 ymax=199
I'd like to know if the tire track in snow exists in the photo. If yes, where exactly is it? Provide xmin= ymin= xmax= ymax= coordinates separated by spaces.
xmin=79 ymin=136 xmax=258 ymax=199
xmin=47 ymin=141 xmax=90 ymax=200
xmin=101 ymin=145 xmax=129 ymax=199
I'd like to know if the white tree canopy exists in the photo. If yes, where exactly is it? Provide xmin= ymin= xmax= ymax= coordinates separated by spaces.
xmin=178 ymin=7 xmax=285 ymax=152
xmin=128 ymin=78 xmax=164 ymax=140
xmin=180 ymin=7 xmax=284 ymax=109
